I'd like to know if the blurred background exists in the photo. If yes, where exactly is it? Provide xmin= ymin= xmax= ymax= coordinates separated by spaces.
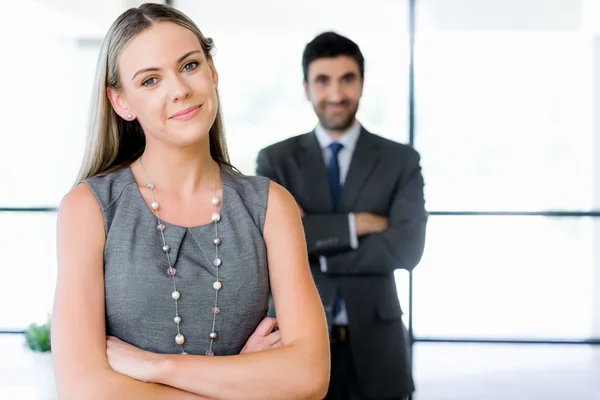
xmin=1 ymin=0 xmax=600 ymax=399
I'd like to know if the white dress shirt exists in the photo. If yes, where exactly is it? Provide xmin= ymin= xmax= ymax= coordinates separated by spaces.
xmin=313 ymin=120 xmax=362 ymax=325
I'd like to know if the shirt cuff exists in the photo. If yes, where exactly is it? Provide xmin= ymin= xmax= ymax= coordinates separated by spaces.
xmin=348 ymin=213 xmax=358 ymax=250
xmin=319 ymin=256 xmax=328 ymax=273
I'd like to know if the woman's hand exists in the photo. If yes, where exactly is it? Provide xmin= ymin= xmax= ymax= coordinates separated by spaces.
xmin=107 ymin=317 xmax=281 ymax=379
xmin=106 ymin=317 xmax=281 ymax=385
xmin=240 ymin=317 xmax=282 ymax=354
xmin=106 ymin=336 xmax=160 ymax=383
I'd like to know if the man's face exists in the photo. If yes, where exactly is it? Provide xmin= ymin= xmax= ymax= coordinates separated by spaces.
xmin=304 ymin=56 xmax=363 ymax=133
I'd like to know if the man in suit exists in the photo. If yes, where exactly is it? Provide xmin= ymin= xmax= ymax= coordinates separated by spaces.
xmin=256 ymin=32 xmax=427 ymax=400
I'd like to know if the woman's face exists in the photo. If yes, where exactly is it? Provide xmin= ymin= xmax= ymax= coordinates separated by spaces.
xmin=108 ymin=21 xmax=219 ymax=148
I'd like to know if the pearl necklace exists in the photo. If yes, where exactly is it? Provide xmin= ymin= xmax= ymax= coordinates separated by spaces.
xmin=141 ymin=163 xmax=222 ymax=356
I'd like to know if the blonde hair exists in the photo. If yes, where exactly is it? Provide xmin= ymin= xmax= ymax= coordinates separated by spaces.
xmin=75 ymin=3 xmax=232 ymax=184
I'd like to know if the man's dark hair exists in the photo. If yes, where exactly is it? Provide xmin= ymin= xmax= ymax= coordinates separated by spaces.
xmin=302 ymin=31 xmax=365 ymax=82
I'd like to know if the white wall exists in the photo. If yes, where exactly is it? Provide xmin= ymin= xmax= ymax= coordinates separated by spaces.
xmin=420 ymin=0 xmax=582 ymax=31
xmin=28 ymin=0 xmax=166 ymax=36
xmin=176 ymin=0 xmax=407 ymax=35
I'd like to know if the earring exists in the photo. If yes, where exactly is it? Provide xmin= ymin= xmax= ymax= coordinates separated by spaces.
xmin=127 ymin=114 xmax=133 ymax=120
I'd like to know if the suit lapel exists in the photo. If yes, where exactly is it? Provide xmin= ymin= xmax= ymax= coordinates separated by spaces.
xmin=339 ymin=128 xmax=380 ymax=212
xmin=298 ymin=132 xmax=334 ymax=213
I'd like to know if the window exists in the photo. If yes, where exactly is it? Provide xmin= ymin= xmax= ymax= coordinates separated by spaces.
xmin=412 ymin=0 xmax=597 ymax=341
xmin=413 ymin=216 xmax=593 ymax=338
xmin=0 ymin=1 xmax=101 ymax=330
xmin=415 ymin=31 xmax=593 ymax=212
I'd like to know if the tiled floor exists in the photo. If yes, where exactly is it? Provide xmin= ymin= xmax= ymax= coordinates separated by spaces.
xmin=412 ymin=342 xmax=600 ymax=399
xmin=0 ymin=335 xmax=56 ymax=400
xmin=1 ymin=335 xmax=599 ymax=399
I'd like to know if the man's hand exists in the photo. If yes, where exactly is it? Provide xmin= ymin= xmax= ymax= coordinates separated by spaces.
xmin=240 ymin=317 xmax=282 ymax=354
xmin=355 ymin=212 xmax=389 ymax=236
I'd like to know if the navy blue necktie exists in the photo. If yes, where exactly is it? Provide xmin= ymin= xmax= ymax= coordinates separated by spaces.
xmin=327 ymin=142 xmax=344 ymax=212
xmin=327 ymin=142 xmax=344 ymax=319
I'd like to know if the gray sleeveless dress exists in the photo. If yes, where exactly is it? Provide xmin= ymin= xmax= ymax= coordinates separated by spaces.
xmin=83 ymin=165 xmax=270 ymax=356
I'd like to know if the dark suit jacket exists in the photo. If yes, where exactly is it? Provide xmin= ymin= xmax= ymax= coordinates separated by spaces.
xmin=256 ymin=127 xmax=427 ymax=398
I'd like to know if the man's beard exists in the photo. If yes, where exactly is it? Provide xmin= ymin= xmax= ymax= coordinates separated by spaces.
xmin=317 ymin=103 xmax=359 ymax=132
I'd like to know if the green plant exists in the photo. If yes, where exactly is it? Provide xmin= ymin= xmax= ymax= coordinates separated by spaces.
xmin=24 ymin=319 xmax=51 ymax=353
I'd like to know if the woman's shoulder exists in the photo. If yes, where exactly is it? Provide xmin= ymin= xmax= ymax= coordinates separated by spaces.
xmin=58 ymin=179 xmax=107 ymax=239
xmin=80 ymin=166 xmax=136 ymax=212
xmin=223 ymin=165 xmax=299 ymax=212
xmin=222 ymin=165 xmax=270 ymax=211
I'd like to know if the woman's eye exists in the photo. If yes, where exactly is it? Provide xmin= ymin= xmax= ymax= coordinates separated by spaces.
xmin=142 ymin=77 xmax=158 ymax=87
xmin=183 ymin=61 xmax=199 ymax=72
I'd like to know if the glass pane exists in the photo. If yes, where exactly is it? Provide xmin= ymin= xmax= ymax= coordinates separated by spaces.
xmin=414 ymin=343 xmax=599 ymax=399
xmin=177 ymin=0 xmax=410 ymax=174
xmin=412 ymin=216 xmax=594 ymax=339
xmin=0 ymin=213 xmax=57 ymax=330
xmin=415 ymin=0 xmax=593 ymax=211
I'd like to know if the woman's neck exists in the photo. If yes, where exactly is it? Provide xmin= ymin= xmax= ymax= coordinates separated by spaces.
xmin=135 ymin=142 xmax=220 ymax=197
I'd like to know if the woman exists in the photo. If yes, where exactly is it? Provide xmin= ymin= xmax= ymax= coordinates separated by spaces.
xmin=51 ymin=3 xmax=329 ymax=399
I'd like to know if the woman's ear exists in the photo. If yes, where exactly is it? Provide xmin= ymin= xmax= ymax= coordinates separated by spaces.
xmin=208 ymin=59 xmax=219 ymax=88
xmin=106 ymin=87 xmax=135 ymax=120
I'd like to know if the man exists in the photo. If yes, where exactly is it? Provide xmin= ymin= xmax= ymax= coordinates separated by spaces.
xmin=256 ymin=32 xmax=427 ymax=400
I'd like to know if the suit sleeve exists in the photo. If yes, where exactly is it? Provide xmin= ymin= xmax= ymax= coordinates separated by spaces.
xmin=325 ymin=148 xmax=428 ymax=275
xmin=256 ymin=148 xmax=357 ymax=258
xmin=301 ymin=214 xmax=356 ymax=257
xmin=255 ymin=148 xmax=279 ymax=183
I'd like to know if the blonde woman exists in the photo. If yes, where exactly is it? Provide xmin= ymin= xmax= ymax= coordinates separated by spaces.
xmin=51 ymin=3 xmax=329 ymax=399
